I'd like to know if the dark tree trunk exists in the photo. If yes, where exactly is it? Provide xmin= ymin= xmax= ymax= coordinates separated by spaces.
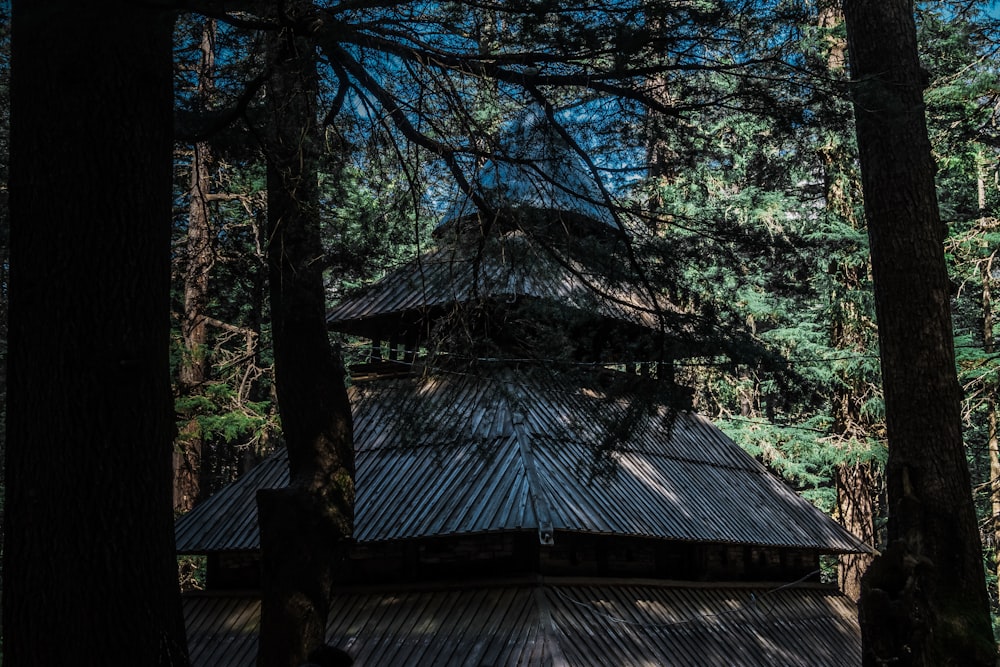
xmin=842 ymin=1 xmax=996 ymax=664
xmin=4 ymin=2 xmax=188 ymax=665
xmin=257 ymin=8 xmax=355 ymax=667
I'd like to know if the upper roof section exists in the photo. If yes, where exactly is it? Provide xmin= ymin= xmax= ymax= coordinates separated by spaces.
xmin=437 ymin=108 xmax=618 ymax=238
xmin=327 ymin=109 xmax=721 ymax=354
xmin=326 ymin=232 xmax=679 ymax=345
xmin=176 ymin=370 xmax=869 ymax=555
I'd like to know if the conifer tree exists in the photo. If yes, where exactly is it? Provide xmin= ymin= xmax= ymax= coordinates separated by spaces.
xmin=843 ymin=0 xmax=995 ymax=663
xmin=812 ymin=0 xmax=880 ymax=604
xmin=176 ymin=18 xmax=218 ymax=513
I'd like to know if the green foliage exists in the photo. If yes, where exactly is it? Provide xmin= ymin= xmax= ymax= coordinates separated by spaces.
xmin=718 ymin=416 xmax=838 ymax=506
xmin=321 ymin=159 xmax=433 ymax=296
xmin=176 ymin=385 xmax=275 ymax=448
xmin=172 ymin=336 xmax=280 ymax=492
xmin=626 ymin=3 xmax=898 ymax=549
xmin=177 ymin=555 xmax=207 ymax=593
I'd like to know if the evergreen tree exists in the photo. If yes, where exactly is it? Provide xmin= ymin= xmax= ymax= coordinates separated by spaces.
xmin=639 ymin=6 xmax=887 ymax=583
xmin=172 ymin=17 xmax=281 ymax=516
xmin=175 ymin=17 xmax=218 ymax=513
xmin=809 ymin=0 xmax=881 ymax=603
xmin=843 ymin=0 xmax=995 ymax=662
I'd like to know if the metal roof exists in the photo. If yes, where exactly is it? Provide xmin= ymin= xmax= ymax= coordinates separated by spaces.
xmin=184 ymin=579 xmax=861 ymax=667
xmin=325 ymin=234 xmax=672 ymax=337
xmin=176 ymin=372 xmax=868 ymax=554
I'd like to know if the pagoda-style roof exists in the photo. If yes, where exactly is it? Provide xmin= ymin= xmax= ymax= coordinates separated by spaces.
xmin=328 ymin=111 xmax=719 ymax=356
xmin=184 ymin=578 xmax=861 ymax=667
xmin=179 ymin=106 xmax=868 ymax=667
xmin=176 ymin=370 xmax=867 ymax=554
xmin=326 ymin=232 xmax=704 ymax=356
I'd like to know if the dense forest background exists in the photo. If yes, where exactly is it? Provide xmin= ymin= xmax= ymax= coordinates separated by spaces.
xmin=1 ymin=0 xmax=1000 ymax=664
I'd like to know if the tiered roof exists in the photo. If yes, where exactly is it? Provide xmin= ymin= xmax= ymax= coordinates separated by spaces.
xmin=177 ymin=109 xmax=868 ymax=666
xmin=439 ymin=108 xmax=618 ymax=232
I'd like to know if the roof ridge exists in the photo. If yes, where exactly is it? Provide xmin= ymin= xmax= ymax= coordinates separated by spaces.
xmin=503 ymin=377 xmax=555 ymax=546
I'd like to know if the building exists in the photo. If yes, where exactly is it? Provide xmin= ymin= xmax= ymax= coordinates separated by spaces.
xmin=176 ymin=114 xmax=869 ymax=666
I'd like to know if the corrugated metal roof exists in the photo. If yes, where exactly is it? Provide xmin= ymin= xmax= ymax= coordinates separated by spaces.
xmin=184 ymin=593 xmax=260 ymax=667
xmin=326 ymin=234 xmax=671 ymax=334
xmin=175 ymin=445 xmax=286 ymax=553
xmin=183 ymin=580 xmax=861 ymax=667
xmin=176 ymin=372 xmax=867 ymax=554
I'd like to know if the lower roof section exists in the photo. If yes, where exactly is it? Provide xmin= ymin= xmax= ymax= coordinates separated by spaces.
xmin=184 ymin=578 xmax=861 ymax=667
xmin=176 ymin=372 xmax=868 ymax=554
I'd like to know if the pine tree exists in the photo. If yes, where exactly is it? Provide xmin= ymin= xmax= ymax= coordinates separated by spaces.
xmin=843 ymin=0 xmax=996 ymax=663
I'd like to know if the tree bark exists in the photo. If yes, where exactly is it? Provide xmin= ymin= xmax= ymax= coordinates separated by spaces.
xmin=978 ymin=162 xmax=1000 ymax=613
xmin=4 ymin=2 xmax=188 ymax=665
xmin=842 ymin=1 xmax=996 ymax=664
xmin=985 ymin=254 xmax=1000 ymax=604
xmin=175 ymin=20 xmax=218 ymax=513
xmin=257 ymin=7 xmax=355 ymax=666
xmin=181 ymin=20 xmax=217 ymax=392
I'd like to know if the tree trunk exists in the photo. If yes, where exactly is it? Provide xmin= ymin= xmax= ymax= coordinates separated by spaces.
xmin=257 ymin=7 xmax=355 ymax=666
xmin=181 ymin=20 xmax=217 ymax=392
xmin=4 ymin=2 xmax=188 ymax=665
xmin=978 ymin=158 xmax=1000 ymax=612
xmin=174 ymin=20 xmax=217 ymax=514
xmin=842 ymin=1 xmax=996 ymax=664
xmin=985 ymin=255 xmax=1000 ymax=603
xmin=643 ymin=3 xmax=678 ymax=226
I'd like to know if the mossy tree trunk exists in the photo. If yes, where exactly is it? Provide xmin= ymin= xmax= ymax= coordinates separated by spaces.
xmin=257 ymin=6 xmax=355 ymax=666
xmin=843 ymin=1 xmax=996 ymax=664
